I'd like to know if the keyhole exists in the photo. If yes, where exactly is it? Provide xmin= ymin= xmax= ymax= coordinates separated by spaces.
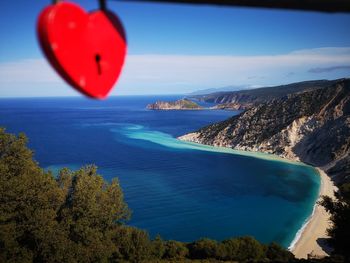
xmin=95 ymin=54 xmax=102 ymax=75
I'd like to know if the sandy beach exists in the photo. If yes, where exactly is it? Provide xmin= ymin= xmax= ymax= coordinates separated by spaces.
xmin=291 ymin=167 xmax=337 ymax=259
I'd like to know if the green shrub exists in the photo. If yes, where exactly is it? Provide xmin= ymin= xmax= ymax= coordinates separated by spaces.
xmin=151 ymin=235 xmax=166 ymax=259
xmin=112 ymin=226 xmax=152 ymax=262
xmin=189 ymin=238 xmax=219 ymax=259
xmin=220 ymin=236 xmax=265 ymax=262
xmin=163 ymin=240 xmax=189 ymax=259
xmin=266 ymin=242 xmax=295 ymax=262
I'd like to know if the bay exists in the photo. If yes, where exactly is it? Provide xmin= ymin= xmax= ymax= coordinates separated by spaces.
xmin=0 ymin=96 xmax=320 ymax=248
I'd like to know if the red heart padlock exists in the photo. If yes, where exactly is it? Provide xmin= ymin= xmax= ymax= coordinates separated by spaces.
xmin=37 ymin=1 xmax=127 ymax=99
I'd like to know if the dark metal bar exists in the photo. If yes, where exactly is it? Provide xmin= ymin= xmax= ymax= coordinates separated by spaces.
xmin=99 ymin=0 xmax=107 ymax=10
xmin=118 ymin=0 xmax=350 ymax=13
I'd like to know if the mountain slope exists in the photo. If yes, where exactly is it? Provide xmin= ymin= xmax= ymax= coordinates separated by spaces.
xmin=179 ymin=79 xmax=350 ymax=183
xmin=189 ymin=79 xmax=342 ymax=108
xmin=187 ymin=85 xmax=247 ymax=96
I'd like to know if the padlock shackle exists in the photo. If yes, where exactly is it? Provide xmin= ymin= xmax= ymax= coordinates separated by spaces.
xmin=51 ymin=0 xmax=106 ymax=10
xmin=99 ymin=0 xmax=107 ymax=10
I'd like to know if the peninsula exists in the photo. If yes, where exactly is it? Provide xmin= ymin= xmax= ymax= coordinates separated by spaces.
xmin=179 ymin=78 xmax=350 ymax=259
xmin=147 ymin=98 xmax=203 ymax=110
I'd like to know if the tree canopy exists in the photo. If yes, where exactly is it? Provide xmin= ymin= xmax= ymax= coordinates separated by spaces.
xmin=0 ymin=128 xmax=130 ymax=262
xmin=320 ymin=183 xmax=350 ymax=261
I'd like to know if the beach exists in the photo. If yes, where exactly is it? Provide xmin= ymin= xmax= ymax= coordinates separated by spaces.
xmin=291 ymin=167 xmax=337 ymax=259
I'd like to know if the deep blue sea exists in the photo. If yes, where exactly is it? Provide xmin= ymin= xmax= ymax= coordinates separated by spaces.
xmin=0 ymin=96 xmax=320 ymax=248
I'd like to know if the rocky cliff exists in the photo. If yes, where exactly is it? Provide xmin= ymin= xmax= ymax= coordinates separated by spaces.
xmin=209 ymin=102 xmax=251 ymax=110
xmin=190 ymin=79 xmax=339 ymax=110
xmin=147 ymin=99 xmax=203 ymax=110
xmin=179 ymin=79 xmax=350 ymax=184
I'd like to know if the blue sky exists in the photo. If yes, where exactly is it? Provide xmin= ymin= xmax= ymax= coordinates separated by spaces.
xmin=0 ymin=0 xmax=350 ymax=97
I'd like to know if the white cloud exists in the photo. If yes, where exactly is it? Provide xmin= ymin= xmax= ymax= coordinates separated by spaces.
xmin=0 ymin=59 xmax=61 ymax=83
xmin=116 ymin=47 xmax=350 ymax=94
xmin=1 ymin=47 xmax=350 ymax=96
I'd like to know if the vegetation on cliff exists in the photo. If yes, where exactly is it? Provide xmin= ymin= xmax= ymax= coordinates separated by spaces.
xmin=147 ymin=99 xmax=203 ymax=110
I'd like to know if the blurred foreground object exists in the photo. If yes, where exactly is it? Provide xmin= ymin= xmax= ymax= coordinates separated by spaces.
xmin=37 ymin=1 xmax=127 ymax=99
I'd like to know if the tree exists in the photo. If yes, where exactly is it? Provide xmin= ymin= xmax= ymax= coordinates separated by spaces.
xmin=0 ymin=128 xmax=64 ymax=262
xmin=320 ymin=183 xmax=350 ymax=260
xmin=0 ymin=128 xmax=130 ymax=262
xmin=266 ymin=242 xmax=295 ymax=262
xmin=222 ymin=236 xmax=265 ymax=262
xmin=163 ymin=240 xmax=189 ymax=259
xmin=55 ymin=166 xmax=131 ymax=262
xmin=151 ymin=235 xmax=165 ymax=259
xmin=111 ymin=226 xmax=152 ymax=262
xmin=189 ymin=238 xmax=219 ymax=259
xmin=221 ymin=238 xmax=239 ymax=260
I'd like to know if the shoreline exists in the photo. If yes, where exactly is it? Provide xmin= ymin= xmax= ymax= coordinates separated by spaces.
xmin=177 ymin=135 xmax=337 ymax=259
xmin=290 ymin=167 xmax=337 ymax=259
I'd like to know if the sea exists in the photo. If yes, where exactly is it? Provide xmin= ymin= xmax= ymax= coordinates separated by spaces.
xmin=0 ymin=95 xmax=320 ymax=248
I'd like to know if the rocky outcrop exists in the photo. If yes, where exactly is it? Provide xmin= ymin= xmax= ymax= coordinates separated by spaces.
xmin=179 ymin=79 xmax=350 ymax=184
xmin=147 ymin=99 xmax=245 ymax=111
xmin=147 ymin=99 xmax=203 ymax=110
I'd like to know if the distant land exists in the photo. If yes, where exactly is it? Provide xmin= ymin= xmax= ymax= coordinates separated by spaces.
xmin=147 ymin=98 xmax=248 ymax=111
xmin=187 ymin=85 xmax=249 ymax=96
xmin=188 ymin=79 xmax=341 ymax=110
xmin=146 ymin=98 xmax=203 ymax=110
xmin=148 ymin=79 xmax=344 ymax=112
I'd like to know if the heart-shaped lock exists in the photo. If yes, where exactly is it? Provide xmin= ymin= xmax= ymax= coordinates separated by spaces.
xmin=37 ymin=1 xmax=127 ymax=99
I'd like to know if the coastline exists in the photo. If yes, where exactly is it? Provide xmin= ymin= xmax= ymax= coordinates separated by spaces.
xmin=177 ymin=134 xmax=337 ymax=259
xmin=290 ymin=167 xmax=337 ymax=259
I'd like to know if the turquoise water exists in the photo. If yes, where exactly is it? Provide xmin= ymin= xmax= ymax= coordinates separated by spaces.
xmin=0 ymin=96 xmax=320 ymax=248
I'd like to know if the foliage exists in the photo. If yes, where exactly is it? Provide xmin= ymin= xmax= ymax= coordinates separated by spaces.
xmin=0 ymin=128 xmax=130 ymax=262
xmin=180 ymin=99 xmax=202 ymax=109
xmin=320 ymin=183 xmax=350 ymax=260
xmin=188 ymin=238 xmax=219 ymax=259
xmin=163 ymin=240 xmax=189 ymax=259
xmin=112 ymin=226 xmax=151 ymax=262
xmin=151 ymin=235 xmax=166 ymax=259
xmin=222 ymin=236 xmax=265 ymax=262
xmin=265 ymin=242 xmax=295 ymax=262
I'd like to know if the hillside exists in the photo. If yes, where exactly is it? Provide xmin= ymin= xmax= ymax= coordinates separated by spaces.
xmin=180 ymin=79 xmax=350 ymax=184
xmin=147 ymin=98 xmax=203 ymax=110
xmin=187 ymin=85 xmax=248 ymax=96
xmin=189 ymin=79 xmax=342 ymax=109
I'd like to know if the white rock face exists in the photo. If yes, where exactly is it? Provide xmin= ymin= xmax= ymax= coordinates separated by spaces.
xmin=178 ymin=132 xmax=202 ymax=143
